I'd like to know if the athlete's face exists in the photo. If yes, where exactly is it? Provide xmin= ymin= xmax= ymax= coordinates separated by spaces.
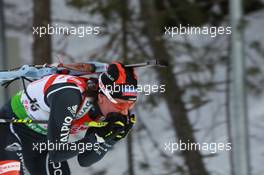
xmin=98 ymin=94 xmax=135 ymax=116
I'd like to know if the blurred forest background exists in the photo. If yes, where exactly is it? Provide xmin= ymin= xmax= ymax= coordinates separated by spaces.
xmin=1 ymin=0 xmax=264 ymax=175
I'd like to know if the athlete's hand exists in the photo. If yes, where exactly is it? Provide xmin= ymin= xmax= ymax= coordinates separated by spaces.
xmin=91 ymin=112 xmax=136 ymax=142
xmin=113 ymin=113 xmax=136 ymax=141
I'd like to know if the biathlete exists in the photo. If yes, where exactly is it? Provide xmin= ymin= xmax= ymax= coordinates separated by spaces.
xmin=0 ymin=62 xmax=138 ymax=175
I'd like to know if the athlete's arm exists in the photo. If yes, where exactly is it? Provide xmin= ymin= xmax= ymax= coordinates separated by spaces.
xmin=77 ymin=129 xmax=117 ymax=167
xmin=77 ymin=113 xmax=134 ymax=167
xmin=46 ymin=83 xmax=89 ymax=162
xmin=46 ymin=83 xmax=116 ymax=164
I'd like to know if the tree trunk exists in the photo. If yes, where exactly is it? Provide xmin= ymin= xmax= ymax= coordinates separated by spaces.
xmin=32 ymin=0 xmax=52 ymax=64
xmin=140 ymin=1 xmax=209 ymax=175
xmin=0 ymin=0 xmax=9 ymax=102
xmin=119 ymin=0 xmax=135 ymax=174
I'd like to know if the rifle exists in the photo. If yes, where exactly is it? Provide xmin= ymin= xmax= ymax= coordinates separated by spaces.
xmin=0 ymin=59 xmax=167 ymax=126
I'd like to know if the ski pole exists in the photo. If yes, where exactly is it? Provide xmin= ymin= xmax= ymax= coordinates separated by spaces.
xmin=0 ymin=118 xmax=108 ymax=127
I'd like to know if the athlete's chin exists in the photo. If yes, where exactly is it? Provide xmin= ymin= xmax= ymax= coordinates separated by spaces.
xmin=98 ymin=104 xmax=111 ymax=116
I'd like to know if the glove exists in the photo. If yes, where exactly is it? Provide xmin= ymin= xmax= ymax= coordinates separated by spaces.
xmin=114 ymin=113 xmax=136 ymax=141
xmin=90 ymin=112 xmax=136 ymax=142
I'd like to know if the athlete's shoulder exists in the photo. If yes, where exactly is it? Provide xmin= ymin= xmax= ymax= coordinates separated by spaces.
xmin=41 ymin=74 xmax=88 ymax=93
xmin=65 ymin=75 xmax=88 ymax=88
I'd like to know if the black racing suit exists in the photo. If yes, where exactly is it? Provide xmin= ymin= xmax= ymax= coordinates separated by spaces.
xmin=0 ymin=83 xmax=117 ymax=175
